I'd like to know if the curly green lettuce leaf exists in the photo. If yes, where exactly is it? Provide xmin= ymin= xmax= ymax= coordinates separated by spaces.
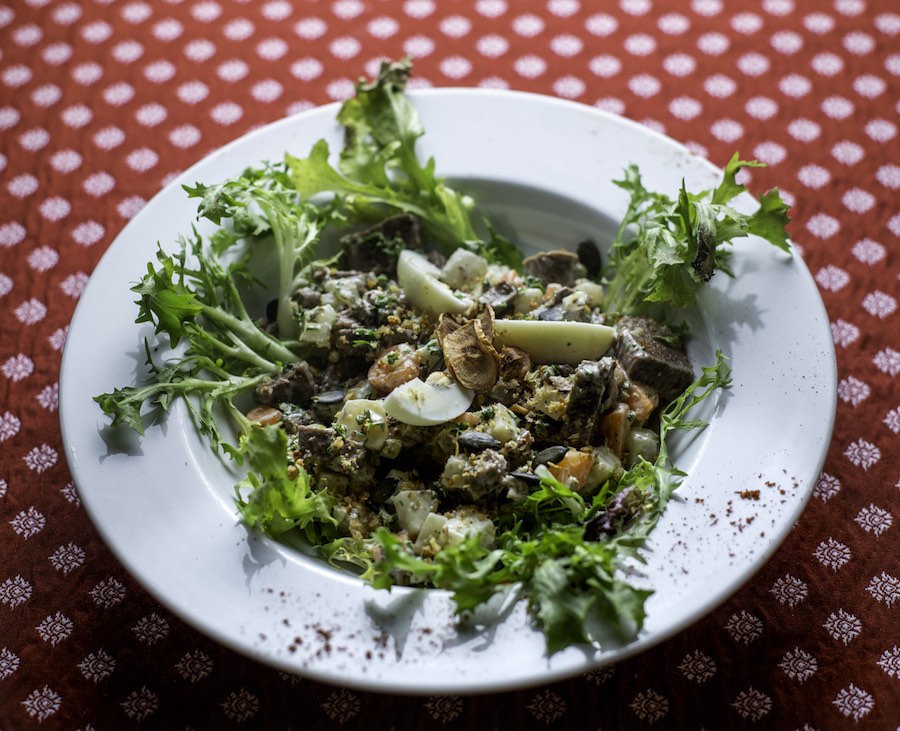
xmin=235 ymin=425 xmax=338 ymax=542
xmin=133 ymin=236 xmax=297 ymax=368
xmin=604 ymin=154 xmax=792 ymax=315
xmin=94 ymin=346 xmax=267 ymax=461
xmin=185 ymin=170 xmax=325 ymax=339
xmin=285 ymin=59 xmax=479 ymax=251
xmin=183 ymin=162 xmax=298 ymax=236
xmin=98 ymin=220 xmax=305 ymax=461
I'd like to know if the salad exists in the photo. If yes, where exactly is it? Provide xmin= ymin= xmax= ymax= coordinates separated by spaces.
xmin=95 ymin=59 xmax=791 ymax=653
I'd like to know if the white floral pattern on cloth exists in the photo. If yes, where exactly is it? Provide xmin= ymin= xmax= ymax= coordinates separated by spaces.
xmin=678 ymin=650 xmax=717 ymax=684
xmin=732 ymin=687 xmax=773 ymax=722
xmin=779 ymin=648 xmax=818 ymax=684
xmin=175 ymin=650 xmax=215 ymax=683
xmin=527 ymin=689 xmax=567 ymax=724
xmin=321 ymin=688 xmax=362 ymax=723
xmin=78 ymin=650 xmax=116 ymax=684
xmin=832 ymin=683 xmax=874 ymax=722
xmin=221 ymin=688 xmax=260 ymax=723
xmin=813 ymin=537 xmax=852 ymax=570
xmin=0 ymin=0 xmax=898 ymax=727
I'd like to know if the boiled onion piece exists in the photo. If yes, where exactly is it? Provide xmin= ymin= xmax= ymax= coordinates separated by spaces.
xmin=493 ymin=319 xmax=616 ymax=364
xmin=382 ymin=372 xmax=475 ymax=426
xmin=397 ymin=249 xmax=472 ymax=316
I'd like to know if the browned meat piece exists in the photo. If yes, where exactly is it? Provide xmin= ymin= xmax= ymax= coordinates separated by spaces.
xmin=291 ymin=286 xmax=322 ymax=309
xmin=340 ymin=213 xmax=421 ymax=276
xmin=321 ymin=357 xmax=370 ymax=391
xmin=255 ymin=361 xmax=318 ymax=407
xmin=440 ymin=449 xmax=508 ymax=501
xmin=614 ymin=316 xmax=694 ymax=401
xmin=479 ymin=281 xmax=518 ymax=315
xmin=331 ymin=314 xmax=376 ymax=356
xmin=560 ymin=357 xmax=618 ymax=447
xmin=293 ymin=424 xmax=338 ymax=466
xmin=523 ymin=249 xmax=583 ymax=287
xmin=488 ymin=345 xmax=532 ymax=405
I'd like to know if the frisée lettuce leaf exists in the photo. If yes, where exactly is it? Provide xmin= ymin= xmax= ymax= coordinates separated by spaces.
xmin=603 ymin=153 xmax=792 ymax=316
xmin=286 ymin=58 xmax=481 ymax=251
xmin=235 ymin=425 xmax=337 ymax=542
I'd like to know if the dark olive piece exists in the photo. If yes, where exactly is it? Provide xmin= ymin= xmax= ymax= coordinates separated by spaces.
xmin=576 ymin=239 xmax=603 ymax=277
xmin=313 ymin=390 xmax=346 ymax=405
xmin=532 ymin=445 xmax=568 ymax=466
xmin=509 ymin=471 xmax=541 ymax=485
xmin=265 ymin=298 xmax=279 ymax=322
xmin=457 ymin=431 xmax=503 ymax=452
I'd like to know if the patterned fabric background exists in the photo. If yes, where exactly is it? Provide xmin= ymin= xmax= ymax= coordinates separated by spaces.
xmin=1 ymin=0 xmax=897 ymax=728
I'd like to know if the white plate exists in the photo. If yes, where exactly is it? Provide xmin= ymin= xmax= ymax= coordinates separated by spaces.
xmin=60 ymin=90 xmax=837 ymax=694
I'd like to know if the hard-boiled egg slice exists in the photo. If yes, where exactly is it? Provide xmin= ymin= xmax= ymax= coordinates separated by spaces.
xmin=493 ymin=319 xmax=616 ymax=364
xmin=397 ymin=249 xmax=473 ymax=316
xmin=382 ymin=372 xmax=475 ymax=426
xmin=333 ymin=399 xmax=389 ymax=449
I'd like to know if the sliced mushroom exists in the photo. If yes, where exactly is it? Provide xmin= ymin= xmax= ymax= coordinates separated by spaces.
xmin=437 ymin=312 xmax=462 ymax=339
xmin=499 ymin=346 xmax=531 ymax=381
xmin=523 ymin=249 xmax=583 ymax=287
xmin=477 ymin=305 xmax=495 ymax=341
xmin=438 ymin=311 xmax=501 ymax=393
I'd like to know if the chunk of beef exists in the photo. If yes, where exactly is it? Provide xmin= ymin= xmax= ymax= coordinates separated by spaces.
xmin=614 ymin=316 xmax=694 ymax=401
xmin=291 ymin=287 xmax=322 ymax=309
xmin=331 ymin=314 xmax=374 ymax=356
xmin=479 ymin=281 xmax=518 ymax=315
xmin=321 ymin=357 xmax=371 ymax=391
xmin=440 ymin=449 xmax=508 ymax=502
xmin=560 ymin=357 xmax=618 ymax=447
xmin=523 ymin=249 xmax=583 ymax=287
xmin=293 ymin=424 xmax=338 ymax=466
xmin=340 ymin=213 xmax=421 ymax=276
xmin=535 ymin=287 xmax=589 ymax=322
xmin=255 ymin=362 xmax=318 ymax=407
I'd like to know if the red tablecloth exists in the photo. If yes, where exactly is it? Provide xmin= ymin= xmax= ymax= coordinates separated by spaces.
xmin=2 ymin=1 xmax=898 ymax=728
